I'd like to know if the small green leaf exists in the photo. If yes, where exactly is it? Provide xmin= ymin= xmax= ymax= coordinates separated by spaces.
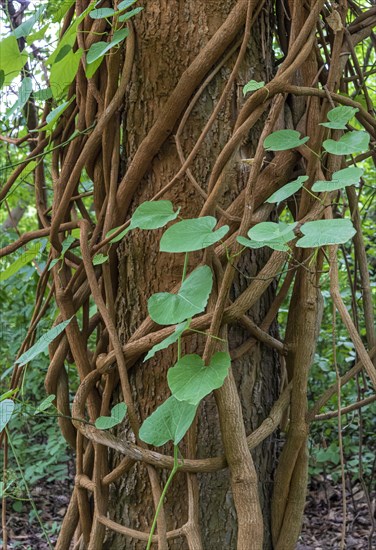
xmin=0 ymin=70 xmax=4 ymax=88
xmin=139 ymin=396 xmax=198 ymax=446
xmin=95 ymin=402 xmax=127 ymax=430
xmin=168 ymin=352 xmax=231 ymax=405
xmin=15 ymin=318 xmax=73 ymax=367
xmin=87 ymin=28 xmax=129 ymax=64
xmin=323 ymin=131 xmax=370 ymax=155
xmin=144 ymin=321 xmax=190 ymax=362
xmin=296 ymin=219 xmax=356 ymax=248
xmin=320 ymin=106 xmax=359 ymax=129
xmin=130 ymin=201 xmax=180 ymax=230
xmin=0 ymin=400 xmax=15 ymax=432
xmin=264 ymin=130 xmax=309 ymax=152
xmin=107 ymin=226 xmax=132 ymax=244
xmin=243 ymin=80 xmax=265 ymax=95
xmin=118 ymin=7 xmax=143 ymax=21
xmin=0 ymin=243 xmax=41 ymax=282
xmin=6 ymin=77 xmax=33 ymax=119
xmin=90 ymin=8 xmax=116 ymax=19
xmin=34 ymin=395 xmax=56 ymax=415
xmin=49 ymin=235 xmax=76 ymax=270
xmin=39 ymin=97 xmax=75 ymax=133
xmin=13 ymin=6 xmax=46 ymax=39
xmin=266 ymin=176 xmax=308 ymax=203
xmin=237 ymin=222 xmax=297 ymax=252
xmin=148 ymin=266 xmax=213 ymax=325
xmin=160 ymin=217 xmax=229 ymax=253
xmin=312 ymin=166 xmax=363 ymax=192
xmin=93 ymin=254 xmax=108 ymax=265
xmin=0 ymin=36 xmax=28 ymax=86
xmin=118 ymin=0 xmax=138 ymax=9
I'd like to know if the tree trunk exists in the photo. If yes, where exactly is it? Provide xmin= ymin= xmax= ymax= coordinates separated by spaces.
xmin=107 ymin=2 xmax=278 ymax=548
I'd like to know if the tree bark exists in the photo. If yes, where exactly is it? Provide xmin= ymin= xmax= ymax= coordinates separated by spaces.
xmin=107 ymin=2 xmax=278 ymax=548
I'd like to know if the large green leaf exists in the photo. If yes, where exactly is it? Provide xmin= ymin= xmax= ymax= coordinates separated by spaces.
xmin=243 ymin=80 xmax=265 ymax=95
xmin=160 ymin=217 xmax=229 ymax=253
xmin=0 ymin=243 xmax=41 ymax=282
xmin=130 ymin=200 xmax=180 ymax=230
xmin=6 ymin=77 xmax=33 ymax=119
xmin=86 ymin=29 xmax=129 ymax=65
xmin=266 ymin=176 xmax=308 ymax=203
xmin=50 ymin=48 xmax=83 ymax=98
xmin=148 ymin=266 xmax=213 ymax=325
xmin=95 ymin=403 xmax=127 ymax=430
xmin=296 ymin=219 xmax=356 ymax=248
xmin=168 ymin=352 xmax=231 ymax=405
xmin=0 ymin=36 xmax=28 ymax=86
xmin=320 ymin=106 xmax=359 ymax=129
xmin=312 ymin=166 xmax=363 ymax=192
xmin=0 ymin=400 xmax=15 ymax=433
xmin=323 ymin=131 xmax=370 ymax=155
xmin=264 ymin=130 xmax=309 ymax=152
xmin=15 ymin=319 xmax=73 ymax=367
xmin=139 ymin=396 xmax=198 ymax=446
xmin=144 ymin=321 xmax=189 ymax=362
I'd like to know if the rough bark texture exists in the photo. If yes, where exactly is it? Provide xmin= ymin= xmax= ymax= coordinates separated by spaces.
xmin=107 ymin=1 xmax=278 ymax=548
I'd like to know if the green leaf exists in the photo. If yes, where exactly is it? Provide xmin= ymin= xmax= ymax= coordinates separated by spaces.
xmin=95 ymin=402 xmax=127 ymax=430
xmin=27 ymin=24 xmax=50 ymax=45
xmin=296 ymin=219 xmax=356 ymax=248
xmin=13 ymin=6 xmax=46 ymax=39
xmin=264 ymin=130 xmax=309 ymax=152
xmin=312 ymin=167 xmax=363 ymax=192
xmin=15 ymin=319 xmax=73 ymax=367
xmin=243 ymin=80 xmax=265 ymax=96
xmin=0 ymin=400 xmax=15 ymax=432
xmin=87 ymin=29 xmax=129 ymax=64
xmin=50 ymin=48 xmax=83 ymax=98
xmin=0 ymin=36 xmax=28 ymax=87
xmin=139 ymin=396 xmax=197 ymax=446
xmin=160 ymin=217 xmax=229 ymax=253
xmin=49 ymin=234 xmax=76 ymax=269
xmin=323 ymin=131 xmax=370 ymax=155
xmin=93 ymin=254 xmax=108 ymax=265
xmin=6 ymin=77 xmax=33 ymax=119
xmin=0 ymin=70 xmax=4 ymax=89
xmin=86 ymin=55 xmax=103 ymax=79
xmin=320 ymin=106 xmax=359 ymax=130
xmin=34 ymin=395 xmax=56 ymax=415
xmin=118 ymin=7 xmax=143 ymax=21
xmin=168 ymin=352 xmax=231 ymax=405
xmin=0 ymin=243 xmax=41 ymax=282
xmin=33 ymin=87 xmax=53 ymax=101
xmin=0 ymin=389 xmax=18 ymax=401
xmin=266 ymin=176 xmax=308 ymax=203
xmin=118 ymin=0 xmax=138 ymax=9
xmin=130 ymin=201 xmax=180 ymax=230
xmin=38 ymin=97 xmax=75 ymax=133
xmin=144 ymin=321 xmax=190 ymax=362
xmin=148 ymin=266 xmax=213 ymax=325
xmin=237 ymin=222 xmax=297 ymax=252
xmin=90 ymin=8 xmax=116 ymax=19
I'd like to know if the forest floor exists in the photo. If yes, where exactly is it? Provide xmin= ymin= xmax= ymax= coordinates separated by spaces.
xmin=1 ymin=477 xmax=375 ymax=549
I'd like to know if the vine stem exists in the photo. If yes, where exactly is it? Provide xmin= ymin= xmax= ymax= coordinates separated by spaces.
xmin=146 ymin=445 xmax=181 ymax=550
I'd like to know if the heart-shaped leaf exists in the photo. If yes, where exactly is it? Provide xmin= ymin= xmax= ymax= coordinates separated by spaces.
xmin=87 ymin=29 xmax=129 ymax=64
xmin=168 ymin=352 xmax=231 ymax=405
xmin=264 ymin=130 xmax=309 ymax=152
xmin=148 ymin=266 xmax=212 ymax=325
xmin=130 ymin=200 xmax=180 ymax=230
xmin=266 ymin=176 xmax=308 ymax=203
xmin=16 ymin=318 xmax=73 ymax=367
xmin=320 ymin=106 xmax=359 ymax=129
xmin=139 ymin=396 xmax=197 ymax=446
xmin=0 ymin=400 xmax=15 ymax=432
xmin=95 ymin=402 xmax=127 ymax=430
xmin=160 ymin=217 xmax=229 ymax=253
xmin=296 ymin=219 xmax=356 ymax=248
xmin=237 ymin=222 xmax=297 ymax=252
xmin=144 ymin=321 xmax=190 ymax=362
xmin=323 ymin=131 xmax=370 ymax=155
xmin=312 ymin=166 xmax=363 ymax=192
xmin=243 ymin=80 xmax=265 ymax=95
